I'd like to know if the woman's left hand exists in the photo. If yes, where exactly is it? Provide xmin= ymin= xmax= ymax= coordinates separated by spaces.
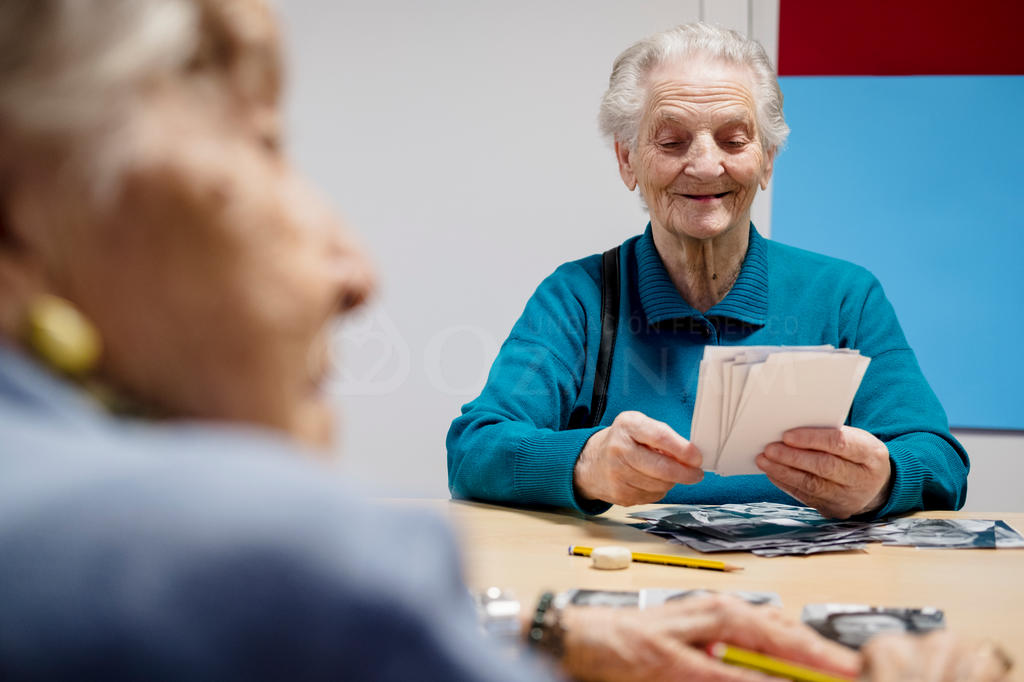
xmin=755 ymin=426 xmax=891 ymax=519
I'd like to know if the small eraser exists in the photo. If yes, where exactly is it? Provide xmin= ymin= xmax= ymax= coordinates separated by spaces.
xmin=590 ymin=546 xmax=632 ymax=570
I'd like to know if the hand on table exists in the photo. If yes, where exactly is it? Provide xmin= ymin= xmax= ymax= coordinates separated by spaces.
xmin=559 ymin=593 xmax=861 ymax=682
xmin=755 ymin=426 xmax=892 ymax=519
xmin=573 ymin=411 xmax=703 ymax=506
xmin=862 ymin=631 xmax=1014 ymax=682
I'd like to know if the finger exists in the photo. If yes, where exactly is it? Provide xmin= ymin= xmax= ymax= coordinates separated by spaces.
xmin=615 ymin=472 xmax=675 ymax=499
xmin=661 ymin=596 xmax=861 ymax=680
xmin=781 ymin=427 xmax=848 ymax=453
xmin=782 ymin=427 xmax=876 ymax=465
xmin=983 ymin=641 xmax=1015 ymax=680
xmin=861 ymin=633 xmax=919 ymax=682
xmin=758 ymin=475 xmax=836 ymax=518
xmin=652 ymin=596 xmax=789 ymax=650
xmin=618 ymin=412 xmax=702 ymax=467
xmin=967 ymin=641 xmax=1015 ymax=682
xmin=756 ymin=453 xmax=844 ymax=505
xmin=623 ymin=446 xmax=704 ymax=486
xmin=629 ymin=604 xmax=779 ymax=682
xmin=927 ymin=632 xmax=1013 ymax=682
xmin=756 ymin=465 xmax=853 ymax=518
xmin=762 ymin=443 xmax=855 ymax=484
xmin=921 ymin=631 xmax=961 ymax=682
xmin=712 ymin=600 xmax=862 ymax=678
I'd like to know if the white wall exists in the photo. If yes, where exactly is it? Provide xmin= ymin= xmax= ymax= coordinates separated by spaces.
xmin=955 ymin=431 xmax=1023 ymax=512
xmin=279 ymin=1 xmax=1023 ymax=511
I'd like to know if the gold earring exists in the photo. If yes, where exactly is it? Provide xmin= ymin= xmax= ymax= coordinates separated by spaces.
xmin=23 ymin=294 xmax=102 ymax=376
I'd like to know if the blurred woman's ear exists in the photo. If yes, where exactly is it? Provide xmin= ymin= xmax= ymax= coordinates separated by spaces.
xmin=0 ymin=211 xmax=34 ymax=341
xmin=0 ymin=168 xmax=101 ymax=376
xmin=0 ymin=157 xmax=46 ymax=342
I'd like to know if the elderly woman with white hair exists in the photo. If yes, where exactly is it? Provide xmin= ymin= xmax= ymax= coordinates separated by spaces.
xmin=448 ymin=23 xmax=969 ymax=521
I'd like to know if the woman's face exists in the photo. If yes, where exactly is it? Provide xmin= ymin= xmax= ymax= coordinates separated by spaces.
xmin=616 ymin=56 xmax=774 ymax=243
xmin=6 ymin=1 xmax=373 ymax=448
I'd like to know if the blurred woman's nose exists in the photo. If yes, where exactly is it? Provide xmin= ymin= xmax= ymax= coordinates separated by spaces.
xmin=293 ymin=174 xmax=376 ymax=316
xmin=290 ymin=168 xmax=378 ymax=315
xmin=331 ymin=226 xmax=375 ymax=315
xmin=683 ymin=134 xmax=724 ymax=180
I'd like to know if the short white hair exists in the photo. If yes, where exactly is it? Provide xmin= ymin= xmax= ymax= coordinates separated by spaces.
xmin=598 ymin=22 xmax=789 ymax=152
xmin=0 ymin=0 xmax=198 ymax=135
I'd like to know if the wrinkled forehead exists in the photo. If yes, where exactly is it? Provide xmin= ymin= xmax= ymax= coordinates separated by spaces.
xmin=641 ymin=54 xmax=758 ymax=118
xmin=193 ymin=0 xmax=282 ymax=104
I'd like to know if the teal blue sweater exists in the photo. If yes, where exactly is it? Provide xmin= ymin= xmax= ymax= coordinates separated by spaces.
xmin=446 ymin=224 xmax=969 ymax=517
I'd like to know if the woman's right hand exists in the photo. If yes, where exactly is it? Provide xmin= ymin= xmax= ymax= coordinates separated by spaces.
xmin=558 ymin=594 xmax=862 ymax=682
xmin=573 ymin=411 xmax=704 ymax=506
xmin=862 ymin=631 xmax=1014 ymax=682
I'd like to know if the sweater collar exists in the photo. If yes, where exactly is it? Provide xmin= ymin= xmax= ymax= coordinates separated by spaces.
xmin=0 ymin=342 xmax=108 ymax=428
xmin=635 ymin=222 xmax=769 ymax=326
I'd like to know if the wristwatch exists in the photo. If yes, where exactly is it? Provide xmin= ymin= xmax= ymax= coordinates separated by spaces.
xmin=526 ymin=591 xmax=566 ymax=659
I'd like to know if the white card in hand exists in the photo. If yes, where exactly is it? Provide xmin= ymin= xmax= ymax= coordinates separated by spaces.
xmin=690 ymin=346 xmax=783 ymax=471
xmin=690 ymin=346 xmax=870 ymax=476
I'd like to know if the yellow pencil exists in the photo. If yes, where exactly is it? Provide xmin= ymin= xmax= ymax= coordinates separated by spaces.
xmin=567 ymin=545 xmax=742 ymax=572
xmin=708 ymin=643 xmax=854 ymax=682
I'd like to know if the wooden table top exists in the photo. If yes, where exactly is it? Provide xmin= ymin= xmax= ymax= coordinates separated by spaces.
xmin=390 ymin=499 xmax=1024 ymax=664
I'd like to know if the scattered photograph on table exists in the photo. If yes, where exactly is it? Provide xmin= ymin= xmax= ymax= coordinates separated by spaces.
xmin=656 ymin=588 xmax=780 ymax=607
xmin=563 ymin=590 xmax=639 ymax=608
xmin=882 ymin=518 xmax=997 ymax=548
xmin=559 ymin=588 xmax=781 ymax=610
xmin=754 ymin=542 xmax=868 ymax=557
xmin=629 ymin=503 xmax=1024 ymax=556
xmin=801 ymin=604 xmax=945 ymax=649
xmin=995 ymin=520 xmax=1024 ymax=548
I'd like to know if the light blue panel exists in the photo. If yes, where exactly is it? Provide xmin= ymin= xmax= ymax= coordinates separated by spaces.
xmin=774 ymin=76 xmax=1024 ymax=430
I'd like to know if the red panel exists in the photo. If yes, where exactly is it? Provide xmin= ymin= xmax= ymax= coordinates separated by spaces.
xmin=779 ymin=0 xmax=1024 ymax=75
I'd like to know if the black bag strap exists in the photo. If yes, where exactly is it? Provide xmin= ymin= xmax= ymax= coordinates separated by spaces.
xmin=584 ymin=246 xmax=621 ymax=428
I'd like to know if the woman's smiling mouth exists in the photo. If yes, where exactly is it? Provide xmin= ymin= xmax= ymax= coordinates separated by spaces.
xmin=679 ymin=191 xmax=731 ymax=202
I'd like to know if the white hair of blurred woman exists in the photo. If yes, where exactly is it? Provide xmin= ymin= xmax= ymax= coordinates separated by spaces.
xmin=0 ymin=0 xmax=278 ymax=202
xmin=0 ymin=0 xmax=197 ymax=133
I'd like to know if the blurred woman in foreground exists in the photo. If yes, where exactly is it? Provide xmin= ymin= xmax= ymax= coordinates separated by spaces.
xmin=0 ymin=1 xmax=1009 ymax=680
